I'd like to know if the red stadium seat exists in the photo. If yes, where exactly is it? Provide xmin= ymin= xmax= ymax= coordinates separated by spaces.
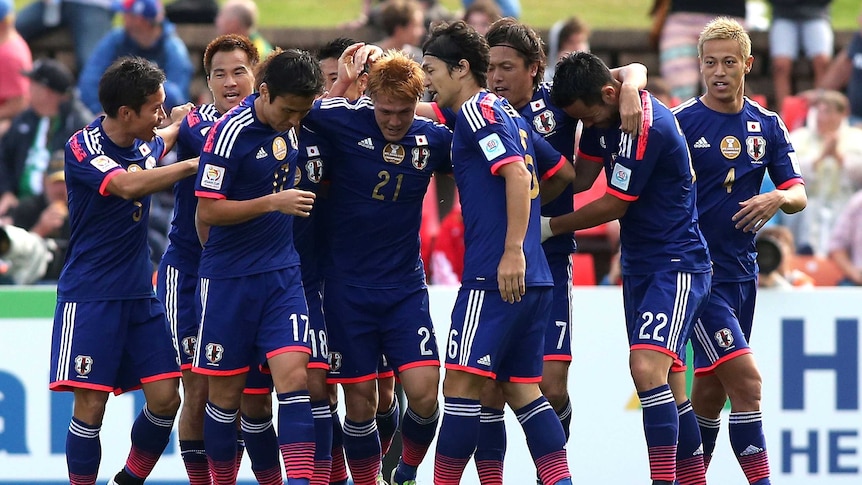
xmin=572 ymin=253 xmax=596 ymax=286
xmin=792 ymin=255 xmax=844 ymax=286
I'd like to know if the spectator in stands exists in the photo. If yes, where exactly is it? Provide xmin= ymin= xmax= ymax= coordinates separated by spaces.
xmin=819 ymin=6 xmax=862 ymax=126
xmin=462 ymin=0 xmax=500 ymax=36
xmin=375 ymin=0 xmax=426 ymax=60
xmin=544 ymin=16 xmax=590 ymax=82
xmin=828 ymin=189 xmax=862 ymax=285
xmin=462 ymin=0 xmax=519 ymax=18
xmin=0 ymin=0 xmax=32 ymax=137
xmin=769 ymin=0 xmax=834 ymax=111
xmin=9 ymin=151 xmax=69 ymax=281
xmin=15 ymin=0 xmax=114 ymax=69
xmin=78 ymin=0 xmax=192 ymax=114
xmin=652 ymin=0 xmax=746 ymax=101
xmin=785 ymin=89 xmax=862 ymax=255
xmin=0 ymin=58 xmax=90 ymax=219
xmin=756 ymin=225 xmax=815 ymax=288
xmin=215 ymin=0 xmax=272 ymax=58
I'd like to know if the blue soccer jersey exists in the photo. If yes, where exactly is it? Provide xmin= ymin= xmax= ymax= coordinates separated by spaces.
xmin=673 ymin=97 xmax=804 ymax=282
xmin=577 ymin=91 xmax=711 ymax=276
xmin=161 ymin=103 xmax=221 ymax=275
xmin=520 ymin=83 xmax=578 ymax=256
xmin=301 ymin=96 xmax=453 ymax=288
xmin=293 ymin=125 xmax=331 ymax=287
xmin=59 ymin=117 xmax=166 ymax=301
xmin=453 ymin=91 xmax=555 ymax=289
xmin=195 ymin=94 xmax=301 ymax=278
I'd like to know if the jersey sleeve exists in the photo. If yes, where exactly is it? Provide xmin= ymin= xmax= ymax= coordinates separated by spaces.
xmin=606 ymin=124 xmax=664 ymax=202
xmin=460 ymin=99 xmax=524 ymax=175
xmin=427 ymin=124 xmax=453 ymax=174
xmin=65 ymin=132 xmax=125 ymax=197
xmin=530 ymin=128 xmax=565 ymax=180
xmin=303 ymin=96 xmax=367 ymax=134
xmin=765 ymin=116 xmax=805 ymax=189
xmin=575 ymin=126 xmax=605 ymax=163
xmin=195 ymin=121 xmax=237 ymax=200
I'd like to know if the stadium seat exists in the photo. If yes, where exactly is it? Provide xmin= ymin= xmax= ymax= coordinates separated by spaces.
xmin=791 ymin=255 xmax=844 ymax=286
xmin=572 ymin=253 xmax=597 ymax=286
xmin=780 ymin=95 xmax=810 ymax=132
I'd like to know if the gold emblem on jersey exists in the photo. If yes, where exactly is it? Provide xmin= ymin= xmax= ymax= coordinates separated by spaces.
xmin=383 ymin=143 xmax=405 ymax=164
xmin=272 ymin=137 xmax=288 ymax=161
xmin=127 ymin=164 xmax=142 ymax=172
xmin=719 ymin=136 xmax=741 ymax=159
xmin=294 ymin=166 xmax=302 ymax=186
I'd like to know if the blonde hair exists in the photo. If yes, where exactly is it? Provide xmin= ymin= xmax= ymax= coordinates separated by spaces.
xmin=366 ymin=49 xmax=425 ymax=102
xmin=698 ymin=17 xmax=751 ymax=59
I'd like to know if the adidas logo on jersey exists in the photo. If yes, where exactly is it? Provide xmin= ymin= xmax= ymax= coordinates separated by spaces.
xmin=477 ymin=354 xmax=491 ymax=366
xmin=740 ymin=445 xmax=764 ymax=456
xmin=256 ymin=147 xmax=267 ymax=159
xmin=693 ymin=137 xmax=711 ymax=148
xmin=358 ymin=137 xmax=375 ymax=150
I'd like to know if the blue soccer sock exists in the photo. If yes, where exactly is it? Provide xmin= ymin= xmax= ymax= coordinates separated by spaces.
xmin=393 ymin=405 xmax=439 ymax=483
xmin=515 ymin=396 xmax=571 ymax=485
xmin=124 ymin=406 xmax=175 ymax=480
xmin=343 ymin=418 xmax=381 ymax=485
xmin=675 ymin=400 xmax=706 ymax=485
xmin=729 ymin=411 xmax=770 ymax=485
xmin=329 ymin=404 xmax=349 ymax=485
xmin=696 ymin=414 xmax=721 ymax=471
xmin=179 ymin=439 xmax=210 ymax=485
xmin=67 ymin=417 xmax=101 ymax=485
xmin=433 ymin=397 xmax=481 ymax=485
xmin=556 ymin=397 xmax=572 ymax=443
xmin=204 ymin=402 xmax=240 ymax=485
xmin=639 ymin=385 xmax=678 ymax=483
xmin=474 ymin=406 xmax=505 ymax=485
xmin=311 ymin=400 xmax=333 ymax=485
xmin=277 ymin=391 xmax=315 ymax=485
xmin=241 ymin=414 xmax=281 ymax=485
xmin=376 ymin=398 xmax=400 ymax=457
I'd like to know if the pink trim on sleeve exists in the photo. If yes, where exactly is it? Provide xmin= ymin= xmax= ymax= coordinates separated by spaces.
xmin=490 ymin=155 xmax=525 ymax=175
xmin=98 ymin=169 xmax=123 ymax=196
xmin=540 ymin=155 xmax=566 ymax=180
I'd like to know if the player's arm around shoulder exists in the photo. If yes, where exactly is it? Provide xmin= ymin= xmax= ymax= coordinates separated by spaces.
xmin=106 ymin=156 xmax=199 ymax=200
xmin=155 ymin=102 xmax=195 ymax=153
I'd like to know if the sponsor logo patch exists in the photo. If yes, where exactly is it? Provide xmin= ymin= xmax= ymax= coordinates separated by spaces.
xmin=201 ymin=164 xmax=226 ymax=190
xmin=479 ymin=133 xmax=505 ymax=161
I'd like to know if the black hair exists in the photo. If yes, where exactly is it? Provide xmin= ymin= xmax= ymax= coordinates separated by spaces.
xmin=98 ymin=56 xmax=166 ymax=117
xmin=423 ymin=20 xmax=489 ymax=88
xmin=316 ymin=37 xmax=358 ymax=61
xmin=256 ymin=49 xmax=324 ymax=100
xmin=549 ymin=51 xmax=612 ymax=108
xmin=485 ymin=18 xmax=546 ymax=89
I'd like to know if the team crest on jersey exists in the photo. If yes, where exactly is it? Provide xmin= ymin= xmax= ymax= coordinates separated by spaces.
xmin=272 ymin=137 xmax=288 ymax=161
xmin=181 ymin=336 xmax=197 ymax=357
xmin=720 ymin=136 xmax=741 ymax=159
xmin=746 ymin=136 xmax=766 ymax=163
xmin=714 ymin=328 xmax=735 ymax=348
xmin=90 ymin=155 xmax=119 ymax=173
xmin=139 ymin=144 xmax=151 ymax=156
xmin=383 ymin=143 xmax=405 ymax=164
xmin=74 ymin=355 xmax=93 ymax=376
xmin=533 ymin=110 xmax=556 ymax=134
xmin=305 ymin=159 xmax=323 ymax=183
xmin=205 ymin=343 xmax=224 ymax=364
xmin=411 ymin=147 xmax=430 ymax=170
xmin=201 ymin=164 xmax=226 ymax=190
xmin=145 ymin=156 xmax=156 ymax=169
xmin=328 ymin=352 xmax=343 ymax=372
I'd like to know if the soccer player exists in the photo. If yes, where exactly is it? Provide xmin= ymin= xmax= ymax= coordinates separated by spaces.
xmin=157 ymin=34 xmax=290 ymax=485
xmin=48 ymin=56 xmax=198 ymax=485
xmin=192 ymin=49 xmax=322 ymax=485
xmin=300 ymin=48 xmax=451 ymax=485
xmin=673 ymin=17 xmax=806 ymax=485
xmin=545 ymin=51 xmax=713 ymax=485
xmin=475 ymin=19 xmax=648 ymax=481
xmin=422 ymin=20 xmax=573 ymax=485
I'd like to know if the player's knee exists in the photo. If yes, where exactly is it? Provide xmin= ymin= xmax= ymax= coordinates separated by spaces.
xmin=344 ymin=382 xmax=378 ymax=420
xmin=628 ymin=355 xmax=668 ymax=391
xmin=240 ymin=393 xmax=273 ymax=419
xmin=539 ymin=380 xmax=568 ymax=409
xmin=148 ymin=390 xmax=181 ymax=417
xmin=725 ymin=370 xmax=763 ymax=410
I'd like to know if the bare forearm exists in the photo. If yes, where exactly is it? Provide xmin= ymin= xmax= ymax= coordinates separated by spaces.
xmin=108 ymin=158 xmax=199 ymax=200
xmin=503 ymin=172 xmax=531 ymax=249
xmin=549 ymin=195 xmax=623 ymax=235
xmin=778 ymin=183 xmax=807 ymax=214
xmin=197 ymin=196 xmax=275 ymax=227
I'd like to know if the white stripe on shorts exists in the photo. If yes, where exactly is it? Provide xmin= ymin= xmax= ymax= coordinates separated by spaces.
xmin=459 ymin=289 xmax=485 ymax=368
xmin=57 ymin=302 xmax=77 ymax=382
xmin=668 ymin=272 xmax=692 ymax=352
